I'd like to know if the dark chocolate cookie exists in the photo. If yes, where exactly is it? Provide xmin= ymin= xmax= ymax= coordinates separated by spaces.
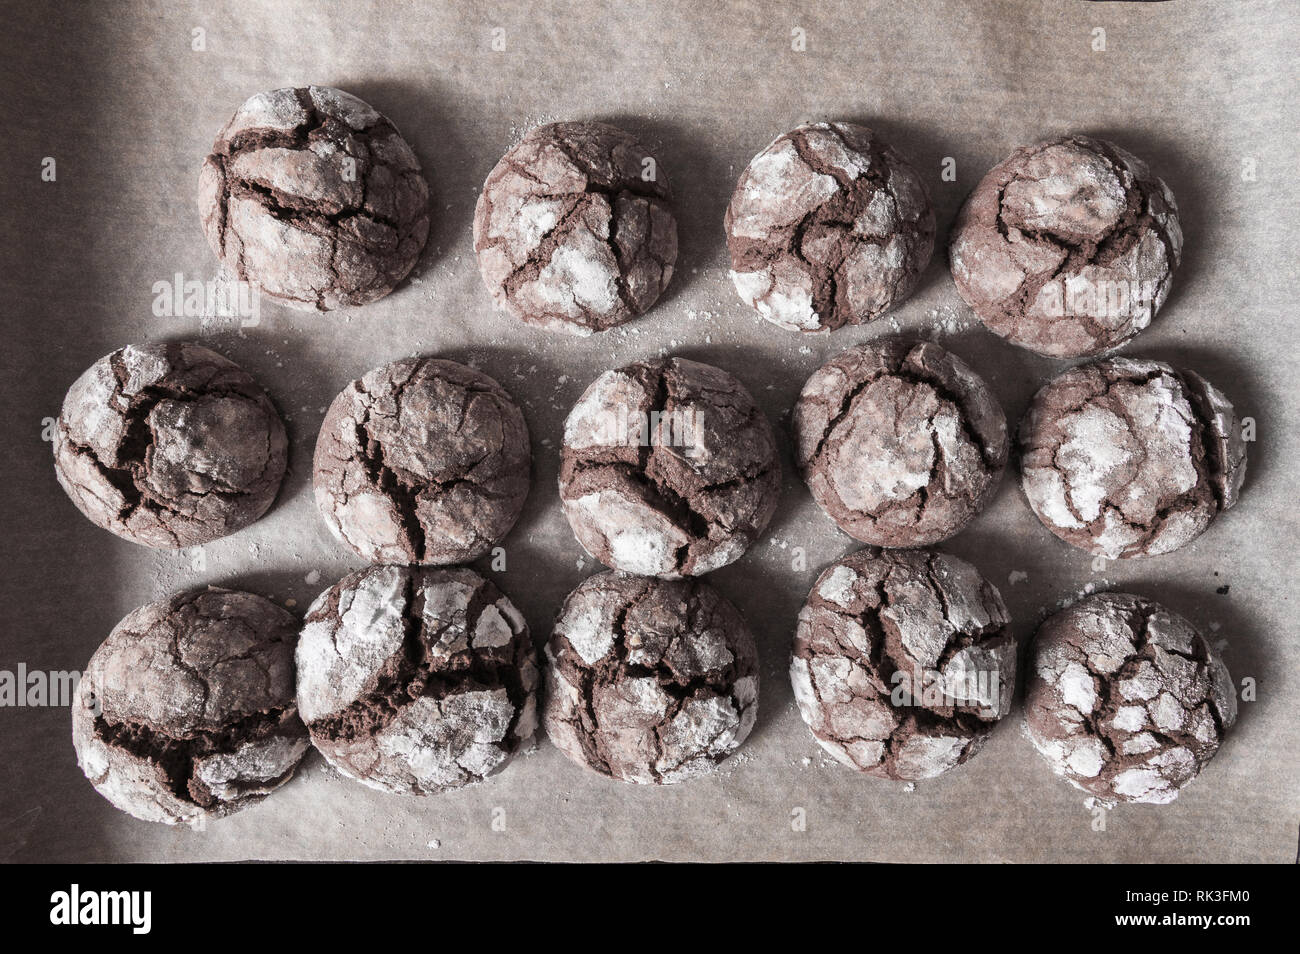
xmin=1018 ymin=357 xmax=1246 ymax=559
xmin=53 ymin=342 xmax=288 ymax=549
xmin=791 ymin=548 xmax=1015 ymax=781
xmin=198 ymin=86 xmax=430 ymax=311
xmin=473 ymin=121 xmax=677 ymax=335
xmin=72 ymin=588 xmax=309 ymax=827
xmin=312 ymin=357 xmax=531 ymax=565
xmin=296 ymin=565 xmax=538 ymax=796
xmin=559 ymin=357 xmax=780 ymax=577
xmin=725 ymin=122 xmax=935 ymax=331
xmin=543 ymin=572 xmax=759 ymax=784
xmin=1025 ymin=592 xmax=1236 ymax=805
xmin=949 ymin=135 xmax=1181 ymax=357
xmin=793 ymin=338 xmax=1007 ymax=546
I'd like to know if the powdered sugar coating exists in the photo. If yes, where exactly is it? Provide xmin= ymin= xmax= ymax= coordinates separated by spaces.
xmin=199 ymin=86 xmax=430 ymax=311
xmin=1024 ymin=592 xmax=1236 ymax=805
xmin=544 ymin=573 xmax=759 ymax=784
xmin=1019 ymin=357 xmax=1246 ymax=558
xmin=312 ymin=357 xmax=531 ymax=565
xmin=794 ymin=338 xmax=1007 ymax=546
xmin=53 ymin=342 xmax=287 ymax=549
xmin=791 ymin=548 xmax=1015 ymax=781
xmin=559 ymin=357 xmax=780 ymax=578
xmin=71 ymin=588 xmax=308 ymax=827
xmin=949 ymin=135 xmax=1181 ymax=357
xmin=296 ymin=565 xmax=538 ymax=796
xmin=726 ymin=122 xmax=934 ymax=331
xmin=473 ymin=121 xmax=677 ymax=335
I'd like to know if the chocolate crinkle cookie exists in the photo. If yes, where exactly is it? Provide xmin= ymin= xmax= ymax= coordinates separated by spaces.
xmin=71 ymin=589 xmax=309 ymax=827
xmin=543 ymin=572 xmax=759 ymax=784
xmin=791 ymin=548 xmax=1016 ymax=781
xmin=1019 ymin=357 xmax=1246 ymax=559
xmin=725 ymin=122 xmax=935 ymax=332
xmin=559 ymin=357 xmax=780 ymax=578
xmin=1025 ymin=592 xmax=1236 ymax=805
xmin=949 ymin=135 xmax=1182 ymax=357
xmin=296 ymin=565 xmax=538 ymax=796
xmin=313 ymin=357 xmax=531 ymax=565
xmin=473 ymin=121 xmax=677 ymax=335
xmin=53 ymin=342 xmax=288 ymax=549
xmin=793 ymin=338 xmax=1007 ymax=547
xmin=198 ymin=86 xmax=430 ymax=311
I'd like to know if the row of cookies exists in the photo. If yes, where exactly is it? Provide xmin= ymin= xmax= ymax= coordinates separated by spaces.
xmin=52 ymin=334 xmax=1245 ymax=564
xmin=59 ymin=336 xmax=1242 ymax=823
xmin=202 ymin=87 xmax=1179 ymax=359
xmin=71 ymin=555 xmax=1235 ymax=825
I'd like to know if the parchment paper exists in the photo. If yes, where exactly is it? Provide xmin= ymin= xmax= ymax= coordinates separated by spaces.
xmin=2 ymin=0 xmax=1296 ymax=863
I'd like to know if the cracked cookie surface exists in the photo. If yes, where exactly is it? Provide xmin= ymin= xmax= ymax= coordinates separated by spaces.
xmin=790 ymin=548 xmax=1015 ymax=781
xmin=949 ymin=135 xmax=1181 ymax=357
xmin=313 ymin=357 xmax=531 ymax=565
xmin=199 ymin=86 xmax=430 ymax=311
xmin=296 ymin=565 xmax=538 ymax=796
xmin=1025 ymin=592 xmax=1236 ymax=805
xmin=725 ymin=122 xmax=934 ymax=332
xmin=71 ymin=588 xmax=309 ymax=827
xmin=543 ymin=572 xmax=758 ymax=784
xmin=559 ymin=357 xmax=780 ymax=578
xmin=53 ymin=342 xmax=288 ymax=549
xmin=794 ymin=338 xmax=1007 ymax=546
xmin=473 ymin=121 xmax=677 ymax=335
xmin=1018 ymin=357 xmax=1245 ymax=559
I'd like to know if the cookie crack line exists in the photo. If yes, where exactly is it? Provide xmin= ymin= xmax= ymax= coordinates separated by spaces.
xmin=476 ymin=122 xmax=676 ymax=334
xmin=809 ymin=362 xmax=999 ymax=474
xmin=965 ymin=135 xmax=1179 ymax=354
xmin=224 ymin=174 xmax=406 ymax=237
xmin=202 ymin=86 xmax=431 ymax=312
xmin=348 ymin=375 xmax=429 ymax=562
xmin=1023 ymin=361 xmax=1229 ymax=555
xmin=1033 ymin=595 xmax=1229 ymax=797
xmin=210 ymin=103 xmax=410 ymax=252
xmin=55 ymin=344 xmax=286 ymax=548
xmin=793 ymin=551 xmax=1013 ymax=778
xmin=549 ymin=575 xmax=756 ymax=783
xmin=94 ymin=706 xmax=304 ymax=808
xmin=317 ymin=358 xmax=530 ymax=564
xmin=306 ymin=573 xmax=530 ymax=749
xmin=728 ymin=123 xmax=932 ymax=331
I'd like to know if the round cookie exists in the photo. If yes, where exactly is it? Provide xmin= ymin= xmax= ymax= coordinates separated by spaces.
xmin=72 ymin=588 xmax=309 ymax=827
xmin=53 ymin=342 xmax=288 ymax=549
xmin=199 ymin=86 xmax=430 ymax=311
xmin=543 ymin=572 xmax=759 ymax=784
xmin=473 ymin=121 xmax=677 ymax=335
xmin=312 ymin=357 xmax=531 ymax=565
xmin=790 ymin=548 xmax=1015 ymax=781
xmin=558 ymin=357 xmax=780 ymax=578
xmin=949 ymin=135 xmax=1182 ymax=357
xmin=1025 ymin=592 xmax=1236 ymax=805
xmin=1018 ymin=357 xmax=1246 ymax=559
xmin=725 ymin=121 xmax=935 ymax=332
xmin=793 ymin=338 xmax=1007 ymax=546
xmin=295 ymin=565 xmax=538 ymax=796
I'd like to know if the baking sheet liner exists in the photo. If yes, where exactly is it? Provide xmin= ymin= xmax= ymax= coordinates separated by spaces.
xmin=1 ymin=0 xmax=1296 ymax=862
